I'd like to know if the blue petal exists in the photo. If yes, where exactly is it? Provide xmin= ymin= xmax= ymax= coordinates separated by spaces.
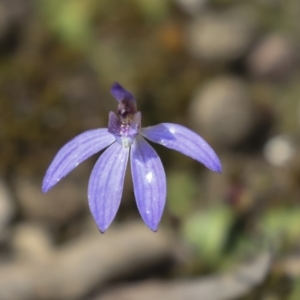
xmin=131 ymin=136 xmax=166 ymax=231
xmin=88 ymin=142 xmax=129 ymax=232
xmin=42 ymin=129 xmax=115 ymax=193
xmin=111 ymin=82 xmax=135 ymax=102
xmin=141 ymin=123 xmax=222 ymax=173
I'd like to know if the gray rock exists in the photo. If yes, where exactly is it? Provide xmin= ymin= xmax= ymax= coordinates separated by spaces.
xmin=11 ymin=223 xmax=53 ymax=263
xmin=275 ymin=255 xmax=300 ymax=278
xmin=15 ymin=170 xmax=89 ymax=227
xmin=0 ymin=222 xmax=174 ymax=300
xmin=174 ymin=0 xmax=207 ymax=16
xmin=0 ymin=0 xmax=31 ymax=42
xmin=247 ymin=35 xmax=298 ymax=81
xmin=0 ymin=180 xmax=15 ymax=236
xmin=97 ymin=252 xmax=271 ymax=300
xmin=187 ymin=9 xmax=257 ymax=63
xmin=189 ymin=76 xmax=256 ymax=148
xmin=263 ymin=135 xmax=296 ymax=167
xmin=0 ymin=4 xmax=9 ymax=40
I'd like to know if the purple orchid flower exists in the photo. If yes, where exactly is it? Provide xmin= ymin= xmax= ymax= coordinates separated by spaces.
xmin=42 ymin=83 xmax=222 ymax=232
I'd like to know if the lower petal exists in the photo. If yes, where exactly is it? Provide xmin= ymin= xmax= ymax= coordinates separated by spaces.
xmin=88 ymin=142 xmax=129 ymax=232
xmin=130 ymin=136 xmax=166 ymax=231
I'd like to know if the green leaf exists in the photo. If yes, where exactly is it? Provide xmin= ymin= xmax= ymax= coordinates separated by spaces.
xmin=261 ymin=207 xmax=300 ymax=249
xmin=37 ymin=0 xmax=95 ymax=48
xmin=182 ymin=206 xmax=234 ymax=265
xmin=167 ymin=171 xmax=197 ymax=218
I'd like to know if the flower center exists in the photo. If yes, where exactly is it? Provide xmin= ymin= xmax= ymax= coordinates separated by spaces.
xmin=108 ymin=97 xmax=142 ymax=148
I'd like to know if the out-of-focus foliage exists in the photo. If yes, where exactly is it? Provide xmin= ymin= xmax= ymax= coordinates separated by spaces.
xmin=167 ymin=170 xmax=197 ymax=218
xmin=182 ymin=206 xmax=233 ymax=266
xmin=290 ymin=278 xmax=300 ymax=300
xmin=261 ymin=207 xmax=300 ymax=250
xmin=37 ymin=0 xmax=96 ymax=48
xmin=132 ymin=0 xmax=171 ymax=21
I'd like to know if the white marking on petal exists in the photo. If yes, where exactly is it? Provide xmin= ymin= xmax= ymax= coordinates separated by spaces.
xmin=169 ymin=127 xmax=176 ymax=134
xmin=121 ymin=137 xmax=133 ymax=148
xmin=131 ymin=137 xmax=166 ymax=231
xmin=145 ymin=172 xmax=153 ymax=183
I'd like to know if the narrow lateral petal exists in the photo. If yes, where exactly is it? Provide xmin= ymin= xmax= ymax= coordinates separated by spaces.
xmin=42 ymin=129 xmax=115 ymax=193
xmin=88 ymin=142 xmax=129 ymax=232
xmin=141 ymin=123 xmax=222 ymax=173
xmin=110 ymin=82 xmax=135 ymax=102
xmin=131 ymin=136 xmax=166 ymax=231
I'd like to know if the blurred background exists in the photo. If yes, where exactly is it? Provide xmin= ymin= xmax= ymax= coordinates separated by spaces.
xmin=0 ymin=0 xmax=300 ymax=299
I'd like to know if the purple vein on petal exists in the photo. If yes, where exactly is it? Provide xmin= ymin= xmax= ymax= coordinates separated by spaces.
xmin=141 ymin=123 xmax=222 ymax=173
xmin=42 ymin=129 xmax=116 ymax=193
xmin=131 ymin=136 xmax=166 ymax=231
xmin=88 ymin=142 xmax=129 ymax=233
